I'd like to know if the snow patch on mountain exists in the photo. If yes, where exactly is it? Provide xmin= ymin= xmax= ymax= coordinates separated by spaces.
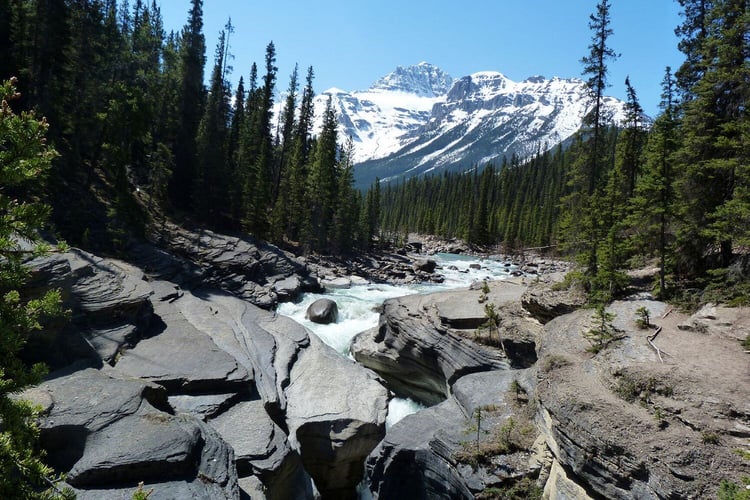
xmin=309 ymin=62 xmax=453 ymax=163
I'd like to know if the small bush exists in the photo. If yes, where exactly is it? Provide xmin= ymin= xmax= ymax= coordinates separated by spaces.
xmin=635 ymin=306 xmax=651 ymax=329
xmin=540 ymin=355 xmax=570 ymax=372
xmin=132 ymin=482 xmax=153 ymax=500
xmin=551 ymin=270 xmax=586 ymax=292
xmin=583 ymin=305 xmax=619 ymax=353
xmin=718 ymin=477 xmax=750 ymax=500
xmin=702 ymin=432 xmax=721 ymax=445
xmin=477 ymin=477 xmax=543 ymax=500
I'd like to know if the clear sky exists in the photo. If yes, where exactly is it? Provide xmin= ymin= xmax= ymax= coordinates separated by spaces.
xmin=158 ymin=0 xmax=684 ymax=116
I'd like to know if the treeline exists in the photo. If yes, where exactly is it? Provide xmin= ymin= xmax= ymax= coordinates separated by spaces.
xmin=380 ymin=149 xmax=567 ymax=249
xmin=0 ymin=0 xmax=379 ymax=254
xmin=381 ymin=0 xmax=749 ymax=303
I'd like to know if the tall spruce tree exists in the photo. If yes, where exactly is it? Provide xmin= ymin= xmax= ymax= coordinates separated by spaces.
xmin=630 ymin=67 xmax=680 ymax=295
xmin=674 ymin=0 xmax=749 ymax=273
xmin=243 ymin=42 xmax=277 ymax=237
xmin=559 ymin=0 xmax=618 ymax=286
xmin=193 ymin=26 xmax=231 ymax=220
xmin=170 ymin=0 xmax=205 ymax=210
xmin=305 ymin=97 xmax=338 ymax=251
xmin=286 ymin=66 xmax=316 ymax=242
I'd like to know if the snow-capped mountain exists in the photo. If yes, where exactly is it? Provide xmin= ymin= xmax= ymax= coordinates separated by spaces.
xmin=306 ymin=63 xmax=626 ymax=187
xmin=311 ymin=62 xmax=452 ymax=163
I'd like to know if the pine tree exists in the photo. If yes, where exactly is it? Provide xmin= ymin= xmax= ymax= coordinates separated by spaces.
xmin=630 ymin=67 xmax=680 ymax=295
xmin=305 ymin=97 xmax=338 ymax=251
xmin=287 ymin=66 xmax=316 ymax=242
xmin=559 ymin=0 xmax=619 ymax=287
xmin=332 ymin=136 xmax=358 ymax=254
xmin=270 ymin=64 xmax=300 ymax=241
xmin=243 ymin=42 xmax=277 ymax=237
xmin=674 ymin=0 xmax=750 ymax=274
xmin=0 ymin=78 xmax=73 ymax=500
xmin=170 ymin=0 xmax=205 ymax=210
xmin=193 ymin=25 xmax=231 ymax=221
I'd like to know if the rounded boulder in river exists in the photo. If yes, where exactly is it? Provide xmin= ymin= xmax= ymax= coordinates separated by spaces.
xmin=305 ymin=298 xmax=339 ymax=324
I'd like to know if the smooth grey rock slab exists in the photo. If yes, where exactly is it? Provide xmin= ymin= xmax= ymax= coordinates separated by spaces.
xmin=285 ymin=334 xmax=389 ymax=499
xmin=116 ymin=285 xmax=251 ymax=393
xmin=363 ymin=397 xmax=473 ymax=499
xmin=351 ymin=290 xmax=509 ymax=405
xmin=168 ymin=393 xmax=241 ymax=420
xmin=66 ymin=408 xmax=202 ymax=486
xmin=211 ymin=400 xmax=313 ymax=500
xmin=24 ymin=368 xmax=238 ymax=497
xmin=211 ymin=400 xmax=290 ymax=476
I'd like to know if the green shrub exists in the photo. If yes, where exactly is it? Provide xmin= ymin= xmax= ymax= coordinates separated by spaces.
xmin=718 ymin=477 xmax=750 ymax=500
xmin=583 ymin=305 xmax=619 ymax=353
xmin=635 ymin=306 xmax=651 ymax=329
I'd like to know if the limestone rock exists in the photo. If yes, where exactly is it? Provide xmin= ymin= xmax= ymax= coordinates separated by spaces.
xmin=285 ymin=334 xmax=389 ymax=499
xmin=24 ymin=368 xmax=238 ymax=498
xmin=305 ymin=298 xmax=339 ymax=324
xmin=351 ymin=290 xmax=509 ymax=405
xmin=210 ymin=400 xmax=313 ymax=500
xmin=536 ymin=301 xmax=750 ymax=499
xmin=115 ymin=285 xmax=251 ymax=394
xmin=363 ymin=397 xmax=473 ymax=499
xmin=135 ymin=226 xmax=321 ymax=308
xmin=413 ymin=258 xmax=437 ymax=273
xmin=521 ymin=285 xmax=586 ymax=324
xmin=168 ymin=393 xmax=241 ymax=420
xmin=23 ymin=249 xmax=155 ymax=368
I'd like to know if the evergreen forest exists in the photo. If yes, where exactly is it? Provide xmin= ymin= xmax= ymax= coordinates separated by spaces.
xmin=2 ymin=0 xmax=747 ymax=306
xmin=0 ymin=0 xmax=379 ymax=257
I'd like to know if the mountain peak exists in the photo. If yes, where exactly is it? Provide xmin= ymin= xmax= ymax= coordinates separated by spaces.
xmin=370 ymin=62 xmax=454 ymax=97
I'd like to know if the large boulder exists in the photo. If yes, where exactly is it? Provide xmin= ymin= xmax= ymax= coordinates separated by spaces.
xmin=284 ymin=334 xmax=389 ymax=499
xmin=210 ymin=400 xmax=313 ymax=500
xmin=413 ymin=258 xmax=437 ymax=273
xmin=23 ymin=368 xmax=238 ymax=498
xmin=520 ymin=284 xmax=586 ymax=324
xmin=350 ymin=289 xmax=510 ymax=405
xmin=305 ymin=298 xmax=339 ymax=324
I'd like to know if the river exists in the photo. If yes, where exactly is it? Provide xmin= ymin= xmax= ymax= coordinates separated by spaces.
xmin=277 ymin=253 xmax=520 ymax=427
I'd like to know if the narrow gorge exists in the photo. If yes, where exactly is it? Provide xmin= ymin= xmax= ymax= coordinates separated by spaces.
xmin=19 ymin=225 xmax=750 ymax=499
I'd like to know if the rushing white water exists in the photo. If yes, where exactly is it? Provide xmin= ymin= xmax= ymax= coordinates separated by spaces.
xmin=277 ymin=253 xmax=520 ymax=427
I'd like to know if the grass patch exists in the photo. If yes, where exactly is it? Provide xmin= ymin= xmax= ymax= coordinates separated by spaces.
xmin=477 ymin=477 xmax=543 ymax=500
xmin=718 ymin=477 xmax=750 ymax=500
xmin=540 ymin=354 xmax=570 ymax=373
xmin=613 ymin=372 xmax=673 ymax=404
xmin=702 ymin=432 xmax=721 ymax=445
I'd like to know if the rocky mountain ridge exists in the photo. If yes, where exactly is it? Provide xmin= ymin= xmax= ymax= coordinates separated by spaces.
xmin=305 ymin=62 xmax=627 ymax=187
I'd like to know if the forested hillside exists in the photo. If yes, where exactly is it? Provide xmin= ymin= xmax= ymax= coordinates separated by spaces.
xmin=0 ymin=0 xmax=379 ymax=256
xmin=381 ymin=0 xmax=750 ymax=304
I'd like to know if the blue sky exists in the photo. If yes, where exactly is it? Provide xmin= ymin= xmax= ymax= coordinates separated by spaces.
xmin=159 ymin=0 xmax=684 ymax=116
